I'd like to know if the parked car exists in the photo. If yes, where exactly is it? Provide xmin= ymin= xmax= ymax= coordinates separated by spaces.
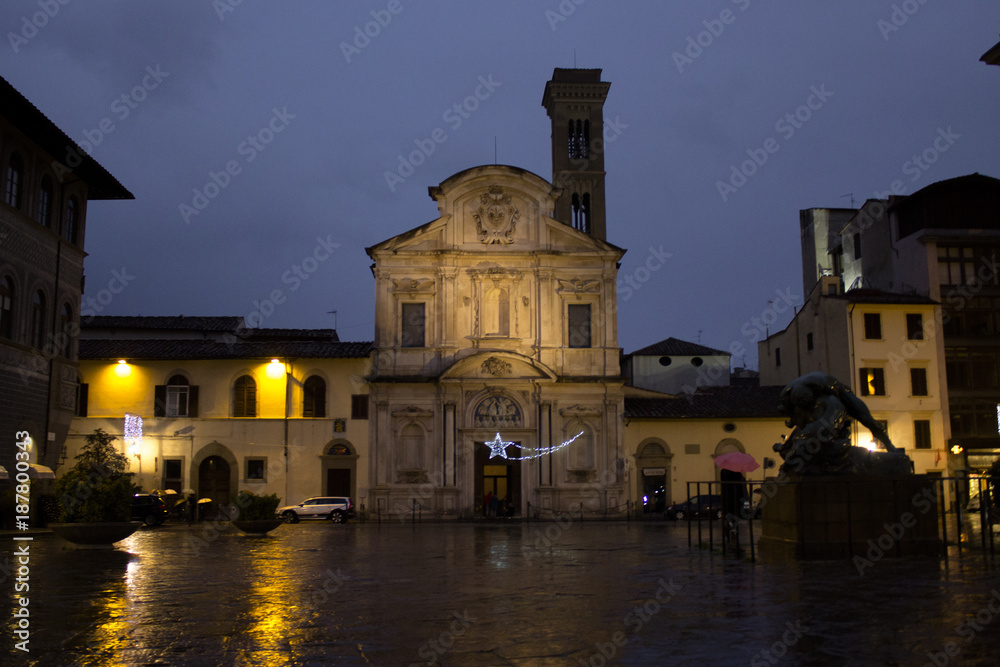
xmin=132 ymin=493 xmax=169 ymax=526
xmin=665 ymin=494 xmax=723 ymax=521
xmin=276 ymin=497 xmax=354 ymax=523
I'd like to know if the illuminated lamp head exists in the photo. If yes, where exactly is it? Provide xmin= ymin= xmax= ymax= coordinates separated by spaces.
xmin=115 ymin=359 xmax=132 ymax=378
xmin=266 ymin=358 xmax=285 ymax=379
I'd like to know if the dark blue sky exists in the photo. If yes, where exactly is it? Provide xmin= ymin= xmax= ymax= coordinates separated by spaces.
xmin=3 ymin=1 xmax=999 ymax=368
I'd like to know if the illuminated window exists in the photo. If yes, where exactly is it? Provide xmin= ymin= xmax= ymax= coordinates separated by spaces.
xmin=859 ymin=367 xmax=886 ymax=396
xmin=863 ymin=313 xmax=882 ymax=340
xmin=0 ymin=276 xmax=13 ymax=340
xmin=303 ymin=375 xmax=326 ymax=418
xmin=401 ymin=303 xmax=425 ymax=347
xmin=233 ymin=375 xmax=257 ymax=417
xmin=910 ymin=368 xmax=928 ymax=396
xmin=568 ymin=303 xmax=591 ymax=348
xmin=5 ymin=152 xmax=23 ymax=209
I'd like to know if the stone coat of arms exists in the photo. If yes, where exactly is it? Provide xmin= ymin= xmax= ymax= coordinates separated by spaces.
xmin=474 ymin=185 xmax=519 ymax=244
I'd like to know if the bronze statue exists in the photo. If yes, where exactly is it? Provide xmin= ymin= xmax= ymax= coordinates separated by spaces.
xmin=774 ymin=372 xmax=912 ymax=476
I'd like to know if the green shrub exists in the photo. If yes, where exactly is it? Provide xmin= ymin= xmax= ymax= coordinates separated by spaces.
xmin=54 ymin=429 xmax=136 ymax=523
xmin=233 ymin=491 xmax=281 ymax=521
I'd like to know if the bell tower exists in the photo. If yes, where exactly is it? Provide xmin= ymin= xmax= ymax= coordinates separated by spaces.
xmin=541 ymin=68 xmax=611 ymax=241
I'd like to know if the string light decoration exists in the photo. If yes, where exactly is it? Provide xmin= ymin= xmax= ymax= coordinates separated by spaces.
xmin=485 ymin=431 xmax=584 ymax=461
xmin=124 ymin=413 xmax=143 ymax=457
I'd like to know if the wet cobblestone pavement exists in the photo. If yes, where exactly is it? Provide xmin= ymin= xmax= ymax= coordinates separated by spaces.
xmin=2 ymin=521 xmax=999 ymax=666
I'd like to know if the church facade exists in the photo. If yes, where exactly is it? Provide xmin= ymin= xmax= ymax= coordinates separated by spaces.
xmin=366 ymin=70 xmax=628 ymax=518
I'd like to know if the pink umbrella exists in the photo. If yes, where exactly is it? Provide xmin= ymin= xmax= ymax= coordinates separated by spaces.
xmin=714 ymin=452 xmax=760 ymax=473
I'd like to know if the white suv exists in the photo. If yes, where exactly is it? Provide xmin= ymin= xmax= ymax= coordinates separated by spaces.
xmin=276 ymin=496 xmax=354 ymax=523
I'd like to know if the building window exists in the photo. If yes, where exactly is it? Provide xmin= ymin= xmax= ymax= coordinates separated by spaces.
xmin=775 ymin=347 xmax=781 ymax=367
xmin=5 ymin=152 xmax=24 ymax=209
xmin=74 ymin=379 xmax=88 ymax=417
xmin=863 ymin=313 xmax=882 ymax=340
xmin=30 ymin=290 xmax=45 ymax=349
xmin=937 ymin=246 xmax=977 ymax=286
xmin=910 ymin=368 xmax=928 ymax=396
xmin=568 ymin=118 xmax=590 ymax=159
xmin=913 ymin=420 xmax=931 ymax=450
xmin=155 ymin=375 xmax=197 ymax=417
xmin=806 ymin=333 xmax=814 ymax=351
xmin=233 ymin=375 xmax=257 ymax=417
xmin=571 ymin=192 xmax=591 ymax=233
xmin=37 ymin=176 xmax=53 ymax=228
xmin=162 ymin=459 xmax=183 ymax=492
xmin=401 ymin=302 xmax=425 ymax=347
xmin=853 ymin=232 xmax=862 ymax=259
xmin=0 ymin=276 xmax=13 ymax=340
xmin=303 ymin=375 xmax=326 ymax=418
xmin=351 ymin=394 xmax=368 ymax=420
xmin=859 ymin=367 xmax=886 ymax=396
xmin=245 ymin=458 xmax=267 ymax=481
xmin=567 ymin=303 xmax=591 ymax=348
xmin=906 ymin=313 xmax=924 ymax=340
xmin=65 ymin=196 xmax=78 ymax=243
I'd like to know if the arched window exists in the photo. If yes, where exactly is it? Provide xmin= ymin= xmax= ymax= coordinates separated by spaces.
xmin=37 ymin=176 xmax=53 ymax=228
xmin=303 ymin=375 xmax=326 ymax=418
xmin=233 ymin=375 xmax=257 ymax=417
xmin=64 ymin=196 xmax=78 ymax=243
xmin=60 ymin=302 xmax=73 ymax=358
xmin=568 ymin=119 xmax=590 ymax=159
xmin=30 ymin=290 xmax=45 ymax=349
xmin=0 ymin=276 xmax=13 ymax=340
xmin=5 ymin=152 xmax=24 ymax=209
xmin=571 ymin=193 xmax=590 ymax=233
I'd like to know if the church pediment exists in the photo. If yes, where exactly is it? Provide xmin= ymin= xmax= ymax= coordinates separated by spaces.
xmin=440 ymin=352 xmax=556 ymax=381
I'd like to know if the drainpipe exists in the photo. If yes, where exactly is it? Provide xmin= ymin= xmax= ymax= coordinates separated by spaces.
xmin=284 ymin=359 xmax=291 ymax=503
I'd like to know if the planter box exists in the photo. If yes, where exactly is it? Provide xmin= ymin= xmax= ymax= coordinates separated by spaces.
xmin=231 ymin=519 xmax=283 ymax=535
xmin=49 ymin=522 xmax=142 ymax=549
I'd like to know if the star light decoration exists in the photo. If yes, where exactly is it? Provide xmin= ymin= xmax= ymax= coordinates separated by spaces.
xmin=124 ymin=412 xmax=143 ymax=457
xmin=484 ymin=431 xmax=584 ymax=461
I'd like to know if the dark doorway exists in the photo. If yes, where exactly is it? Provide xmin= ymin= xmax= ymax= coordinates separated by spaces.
xmin=198 ymin=456 xmax=230 ymax=506
xmin=474 ymin=439 xmax=521 ymax=516
xmin=327 ymin=468 xmax=351 ymax=496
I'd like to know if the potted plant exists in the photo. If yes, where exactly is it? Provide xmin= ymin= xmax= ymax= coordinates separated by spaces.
xmin=49 ymin=428 xmax=141 ymax=548
xmin=230 ymin=491 xmax=283 ymax=535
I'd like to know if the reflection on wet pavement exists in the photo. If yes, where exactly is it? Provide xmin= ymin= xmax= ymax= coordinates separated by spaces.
xmin=1 ymin=522 xmax=998 ymax=665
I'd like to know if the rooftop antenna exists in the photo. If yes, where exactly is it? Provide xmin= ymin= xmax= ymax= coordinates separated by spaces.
xmin=494 ymin=136 xmax=497 ymax=165
xmin=842 ymin=193 xmax=856 ymax=208
xmin=697 ymin=329 xmax=703 ymax=344
xmin=327 ymin=309 xmax=337 ymax=330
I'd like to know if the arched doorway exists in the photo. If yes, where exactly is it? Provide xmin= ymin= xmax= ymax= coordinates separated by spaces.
xmin=321 ymin=440 xmax=358 ymax=500
xmin=198 ymin=456 xmax=230 ymax=505
xmin=636 ymin=439 xmax=672 ymax=513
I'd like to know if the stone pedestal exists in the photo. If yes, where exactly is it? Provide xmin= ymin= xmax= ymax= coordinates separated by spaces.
xmin=757 ymin=475 xmax=943 ymax=561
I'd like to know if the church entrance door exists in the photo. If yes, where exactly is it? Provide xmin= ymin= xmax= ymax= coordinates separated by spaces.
xmin=474 ymin=439 xmax=521 ymax=517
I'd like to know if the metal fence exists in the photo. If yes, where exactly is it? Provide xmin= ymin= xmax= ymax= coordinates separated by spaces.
xmin=684 ymin=476 xmax=997 ymax=563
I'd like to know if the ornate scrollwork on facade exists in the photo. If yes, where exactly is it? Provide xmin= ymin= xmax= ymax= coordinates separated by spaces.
xmin=474 ymin=185 xmax=519 ymax=245
xmin=556 ymin=278 xmax=601 ymax=293
xmin=392 ymin=278 xmax=435 ymax=293
xmin=474 ymin=395 xmax=522 ymax=428
xmin=480 ymin=357 xmax=512 ymax=377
